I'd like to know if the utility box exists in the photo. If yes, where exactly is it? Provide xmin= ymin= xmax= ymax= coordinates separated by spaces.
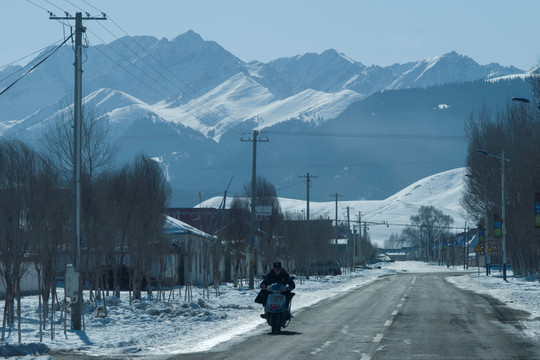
xmin=65 ymin=264 xmax=79 ymax=300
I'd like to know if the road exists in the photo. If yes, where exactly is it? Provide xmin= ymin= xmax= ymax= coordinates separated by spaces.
xmin=52 ymin=272 xmax=538 ymax=360
xmin=170 ymin=272 xmax=538 ymax=360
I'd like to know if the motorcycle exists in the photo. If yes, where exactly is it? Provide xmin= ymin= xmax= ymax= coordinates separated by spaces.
xmin=263 ymin=277 xmax=295 ymax=334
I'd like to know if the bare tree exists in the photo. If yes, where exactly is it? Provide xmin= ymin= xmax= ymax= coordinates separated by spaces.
xmin=42 ymin=105 xmax=118 ymax=181
xmin=27 ymin=154 xmax=69 ymax=336
xmin=401 ymin=206 xmax=454 ymax=262
xmin=222 ymin=196 xmax=250 ymax=287
xmin=106 ymin=167 xmax=133 ymax=297
xmin=384 ymin=233 xmax=407 ymax=249
xmin=0 ymin=140 xmax=46 ymax=340
xmin=281 ymin=212 xmax=307 ymax=273
xmin=462 ymin=98 xmax=540 ymax=275
xmin=243 ymin=176 xmax=283 ymax=271
xmin=124 ymin=155 xmax=171 ymax=300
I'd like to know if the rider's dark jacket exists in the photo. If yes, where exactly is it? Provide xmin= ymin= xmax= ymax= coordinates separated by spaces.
xmin=255 ymin=268 xmax=295 ymax=306
xmin=261 ymin=268 xmax=295 ymax=289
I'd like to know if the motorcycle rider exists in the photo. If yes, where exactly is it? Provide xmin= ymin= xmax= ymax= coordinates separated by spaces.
xmin=255 ymin=262 xmax=295 ymax=318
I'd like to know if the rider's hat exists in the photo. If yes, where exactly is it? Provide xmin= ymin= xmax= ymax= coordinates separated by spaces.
xmin=273 ymin=262 xmax=282 ymax=269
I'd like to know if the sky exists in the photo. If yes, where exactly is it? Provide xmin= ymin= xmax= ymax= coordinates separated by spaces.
xmin=4 ymin=262 xmax=539 ymax=358
xmin=1 ymin=0 xmax=540 ymax=70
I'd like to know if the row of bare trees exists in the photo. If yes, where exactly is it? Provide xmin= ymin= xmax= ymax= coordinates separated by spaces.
xmin=81 ymin=154 xmax=171 ymax=301
xmin=221 ymin=175 xmax=377 ymax=285
xmin=0 ymin=134 xmax=171 ymax=341
xmin=0 ymin=140 xmax=60 ymax=342
xmin=400 ymin=206 xmax=454 ymax=262
xmin=40 ymin=106 xmax=172 ymax=300
xmin=462 ymin=78 xmax=540 ymax=276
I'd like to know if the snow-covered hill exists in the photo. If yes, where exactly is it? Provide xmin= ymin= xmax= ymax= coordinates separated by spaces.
xmin=200 ymin=168 xmax=470 ymax=246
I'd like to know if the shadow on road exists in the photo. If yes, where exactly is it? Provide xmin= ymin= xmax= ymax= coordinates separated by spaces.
xmin=266 ymin=331 xmax=303 ymax=336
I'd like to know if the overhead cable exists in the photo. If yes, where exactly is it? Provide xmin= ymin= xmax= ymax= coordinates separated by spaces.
xmin=0 ymin=34 xmax=73 ymax=97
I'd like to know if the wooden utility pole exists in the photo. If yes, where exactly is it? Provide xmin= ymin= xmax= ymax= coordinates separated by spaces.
xmin=49 ymin=11 xmax=106 ymax=331
xmin=299 ymin=173 xmax=317 ymax=279
xmin=358 ymin=212 xmax=362 ymax=265
xmin=330 ymin=193 xmax=343 ymax=256
xmin=241 ymin=130 xmax=268 ymax=289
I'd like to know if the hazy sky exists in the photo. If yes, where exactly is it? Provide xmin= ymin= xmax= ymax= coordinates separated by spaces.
xmin=1 ymin=0 xmax=540 ymax=70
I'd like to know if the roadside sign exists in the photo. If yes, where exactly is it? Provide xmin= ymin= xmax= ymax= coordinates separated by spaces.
xmin=474 ymin=244 xmax=492 ymax=253
xmin=65 ymin=264 xmax=79 ymax=300
xmin=256 ymin=205 xmax=272 ymax=216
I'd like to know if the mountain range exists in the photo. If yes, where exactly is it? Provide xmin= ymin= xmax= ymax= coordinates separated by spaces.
xmin=0 ymin=30 xmax=533 ymax=206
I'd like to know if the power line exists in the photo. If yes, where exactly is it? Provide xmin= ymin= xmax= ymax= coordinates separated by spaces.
xmin=86 ymin=25 xmax=222 ymax=127
xmin=27 ymin=0 xmax=239 ymax=134
xmin=0 ymin=39 xmax=67 ymax=71
xmin=43 ymin=0 xmax=66 ymax=13
xmin=266 ymin=130 xmax=466 ymax=141
xmin=25 ymin=0 xmax=50 ymax=12
xmin=61 ymin=0 xmax=85 ymax=12
xmin=0 ymin=35 xmax=73 ymax=97
xmin=77 ymin=0 xmax=243 ymax=134
xmin=85 ymin=37 xmax=174 ymax=100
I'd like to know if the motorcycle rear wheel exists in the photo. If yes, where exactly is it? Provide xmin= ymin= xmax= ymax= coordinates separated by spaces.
xmin=270 ymin=314 xmax=281 ymax=334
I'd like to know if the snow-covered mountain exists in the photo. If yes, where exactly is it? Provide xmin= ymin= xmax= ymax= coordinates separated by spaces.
xmin=0 ymin=30 xmax=530 ymax=206
xmin=0 ymin=30 xmax=525 ymax=128
xmin=385 ymin=51 xmax=522 ymax=90
xmin=200 ymin=168 xmax=470 ymax=246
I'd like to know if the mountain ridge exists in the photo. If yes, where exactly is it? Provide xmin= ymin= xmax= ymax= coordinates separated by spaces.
xmin=0 ymin=30 xmax=532 ymax=206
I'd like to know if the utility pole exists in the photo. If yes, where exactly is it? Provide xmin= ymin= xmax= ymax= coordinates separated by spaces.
xmin=500 ymin=150 xmax=507 ymax=281
xmin=49 ymin=11 xmax=106 ymax=331
xmin=346 ymin=206 xmax=351 ymax=268
xmin=463 ymin=223 xmax=467 ymax=270
xmin=358 ymin=212 xmax=362 ymax=266
xmin=241 ymin=130 xmax=268 ymax=289
xmin=299 ymin=173 xmax=317 ymax=279
xmin=485 ymin=198 xmax=490 ymax=276
xmin=476 ymin=149 xmax=510 ymax=281
xmin=330 ymin=193 xmax=343 ymax=256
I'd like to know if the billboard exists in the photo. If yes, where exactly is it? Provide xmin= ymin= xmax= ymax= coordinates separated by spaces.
xmin=534 ymin=192 xmax=540 ymax=228
xmin=494 ymin=214 xmax=502 ymax=238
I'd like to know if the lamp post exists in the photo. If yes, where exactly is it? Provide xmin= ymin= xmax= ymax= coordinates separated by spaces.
xmin=512 ymin=96 xmax=540 ymax=121
xmin=512 ymin=96 xmax=540 ymax=110
xmin=477 ymin=149 xmax=510 ymax=281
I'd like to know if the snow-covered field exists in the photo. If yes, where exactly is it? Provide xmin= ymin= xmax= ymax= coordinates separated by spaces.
xmin=2 ymin=261 xmax=539 ymax=359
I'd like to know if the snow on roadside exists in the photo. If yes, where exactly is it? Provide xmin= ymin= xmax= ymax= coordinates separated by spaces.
xmin=0 ymin=267 xmax=388 ymax=359
xmin=1 ymin=262 xmax=538 ymax=359
xmin=446 ymin=271 xmax=540 ymax=338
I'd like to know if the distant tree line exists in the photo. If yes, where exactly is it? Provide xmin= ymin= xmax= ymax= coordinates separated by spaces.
xmin=221 ymin=175 xmax=378 ymax=286
xmin=384 ymin=205 xmax=454 ymax=263
xmin=461 ymin=76 xmax=540 ymax=276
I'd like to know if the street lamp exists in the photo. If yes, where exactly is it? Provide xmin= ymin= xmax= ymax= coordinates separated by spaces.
xmin=512 ymin=96 xmax=540 ymax=113
xmin=477 ymin=149 xmax=510 ymax=281
xmin=511 ymin=96 xmax=530 ymax=104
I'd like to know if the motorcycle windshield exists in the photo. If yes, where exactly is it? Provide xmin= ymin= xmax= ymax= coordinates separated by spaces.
xmin=270 ymin=284 xmax=285 ymax=291
xmin=269 ymin=294 xmax=284 ymax=302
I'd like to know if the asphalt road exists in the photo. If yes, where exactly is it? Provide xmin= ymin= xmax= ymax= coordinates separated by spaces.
xmin=52 ymin=272 xmax=539 ymax=360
